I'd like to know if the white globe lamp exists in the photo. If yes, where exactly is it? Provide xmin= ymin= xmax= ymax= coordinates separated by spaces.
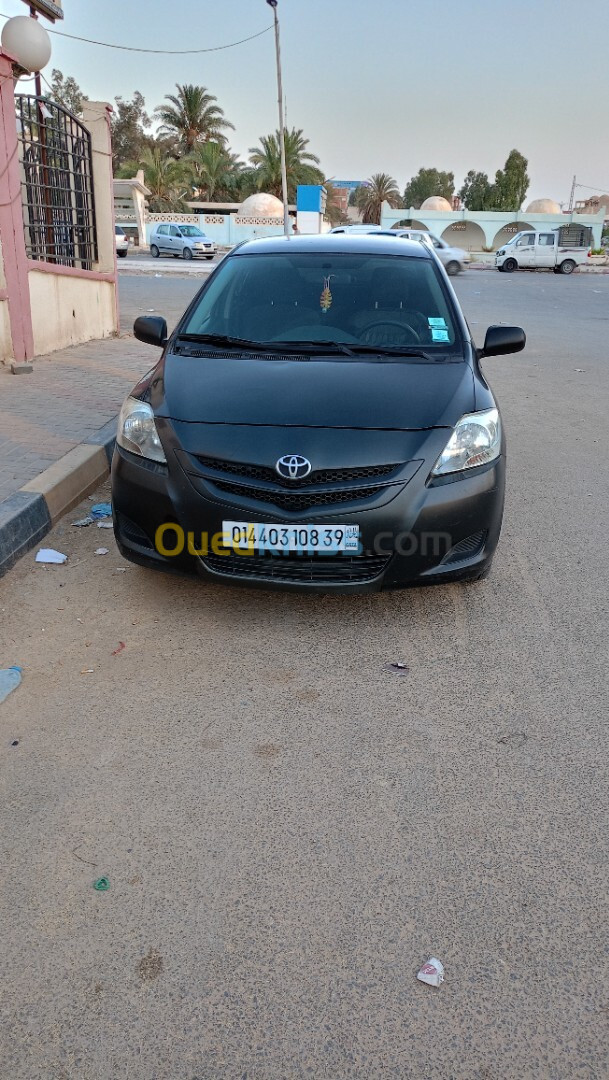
xmin=1 ymin=16 xmax=52 ymax=74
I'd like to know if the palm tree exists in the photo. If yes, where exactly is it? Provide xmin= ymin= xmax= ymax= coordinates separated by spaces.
xmin=358 ymin=173 xmax=401 ymax=224
xmin=138 ymin=146 xmax=190 ymax=212
xmin=248 ymin=128 xmax=323 ymax=202
xmin=187 ymin=142 xmax=243 ymax=201
xmin=155 ymin=84 xmax=234 ymax=153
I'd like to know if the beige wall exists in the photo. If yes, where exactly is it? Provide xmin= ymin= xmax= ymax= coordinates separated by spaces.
xmin=0 ymin=300 xmax=12 ymax=363
xmin=29 ymin=271 xmax=116 ymax=356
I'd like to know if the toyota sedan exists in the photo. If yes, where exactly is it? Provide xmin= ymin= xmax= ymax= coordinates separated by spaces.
xmin=111 ymin=234 xmax=525 ymax=593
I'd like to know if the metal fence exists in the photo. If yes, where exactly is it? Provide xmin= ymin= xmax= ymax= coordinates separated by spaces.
xmin=16 ymin=95 xmax=98 ymax=271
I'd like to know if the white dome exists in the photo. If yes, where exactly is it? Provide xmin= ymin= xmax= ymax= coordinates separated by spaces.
xmin=420 ymin=196 xmax=453 ymax=212
xmin=237 ymin=193 xmax=284 ymax=217
xmin=526 ymin=198 xmax=561 ymax=214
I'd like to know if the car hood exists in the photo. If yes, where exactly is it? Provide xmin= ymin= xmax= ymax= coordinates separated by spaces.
xmin=152 ymin=352 xmax=474 ymax=431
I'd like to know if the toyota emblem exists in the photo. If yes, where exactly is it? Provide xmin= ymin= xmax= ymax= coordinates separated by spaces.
xmin=275 ymin=454 xmax=312 ymax=480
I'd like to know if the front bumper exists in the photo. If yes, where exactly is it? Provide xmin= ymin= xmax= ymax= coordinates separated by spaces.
xmin=111 ymin=438 xmax=505 ymax=593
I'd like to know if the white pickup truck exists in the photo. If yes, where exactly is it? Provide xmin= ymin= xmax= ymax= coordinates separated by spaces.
xmin=495 ymin=226 xmax=592 ymax=275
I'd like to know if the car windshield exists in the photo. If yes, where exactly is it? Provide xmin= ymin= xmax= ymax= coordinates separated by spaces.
xmin=179 ymin=226 xmax=205 ymax=238
xmin=180 ymin=253 xmax=462 ymax=357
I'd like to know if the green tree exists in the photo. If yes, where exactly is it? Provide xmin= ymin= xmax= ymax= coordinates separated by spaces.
xmin=137 ymin=146 xmax=190 ymax=212
xmin=155 ymin=84 xmax=234 ymax=153
xmin=49 ymin=69 xmax=87 ymax=114
xmin=357 ymin=173 xmax=401 ymax=224
xmin=403 ymin=168 xmax=454 ymax=209
xmin=248 ymin=128 xmax=323 ymax=202
xmin=188 ymin=142 xmax=244 ymax=201
xmin=493 ymin=149 xmax=530 ymax=211
xmin=458 ymin=170 xmax=495 ymax=211
xmin=111 ymin=92 xmax=151 ymax=173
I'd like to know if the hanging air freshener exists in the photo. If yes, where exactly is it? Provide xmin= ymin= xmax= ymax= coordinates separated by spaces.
xmin=320 ymin=275 xmax=333 ymax=312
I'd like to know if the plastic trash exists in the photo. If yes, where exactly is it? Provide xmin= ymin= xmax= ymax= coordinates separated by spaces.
xmin=111 ymin=641 xmax=125 ymax=656
xmin=36 ymin=548 xmax=67 ymax=564
xmin=0 ymin=666 xmax=22 ymax=705
xmin=72 ymin=515 xmax=94 ymax=527
xmin=93 ymin=877 xmax=110 ymax=891
xmin=97 ymin=522 xmax=113 ymax=529
xmin=384 ymin=661 xmax=409 ymax=676
xmin=417 ymin=957 xmax=444 ymax=988
xmin=90 ymin=503 xmax=112 ymax=520
xmin=94 ymin=547 xmax=109 ymax=556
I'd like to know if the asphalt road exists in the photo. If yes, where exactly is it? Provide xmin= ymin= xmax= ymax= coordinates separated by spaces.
xmin=1 ymin=271 xmax=609 ymax=1079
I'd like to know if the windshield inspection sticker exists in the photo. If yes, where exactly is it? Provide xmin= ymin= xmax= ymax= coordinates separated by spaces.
xmin=431 ymin=328 xmax=450 ymax=342
xmin=428 ymin=317 xmax=447 ymax=328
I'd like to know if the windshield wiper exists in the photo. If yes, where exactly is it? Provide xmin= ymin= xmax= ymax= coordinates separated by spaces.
xmin=176 ymin=332 xmax=279 ymax=350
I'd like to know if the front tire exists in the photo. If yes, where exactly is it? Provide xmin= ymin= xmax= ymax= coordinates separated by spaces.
xmin=150 ymin=244 xmax=160 ymax=259
xmin=559 ymin=259 xmax=576 ymax=275
xmin=503 ymin=258 xmax=517 ymax=273
xmin=446 ymin=261 xmax=460 ymax=276
xmin=182 ymin=247 xmax=193 ymax=260
xmin=117 ymin=249 xmax=128 ymax=258
xmin=206 ymin=255 xmax=215 ymax=261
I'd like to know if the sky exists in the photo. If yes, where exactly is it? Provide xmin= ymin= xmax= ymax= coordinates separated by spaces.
xmin=2 ymin=0 xmax=609 ymax=205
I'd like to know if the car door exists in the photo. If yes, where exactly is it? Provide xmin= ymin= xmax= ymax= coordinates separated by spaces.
xmin=169 ymin=225 xmax=182 ymax=254
xmin=155 ymin=225 xmax=169 ymax=252
xmin=513 ymin=232 xmax=536 ymax=267
xmin=535 ymin=232 xmax=557 ymax=268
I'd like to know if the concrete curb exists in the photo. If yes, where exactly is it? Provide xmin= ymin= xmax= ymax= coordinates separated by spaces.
xmin=0 ymin=416 xmax=118 ymax=577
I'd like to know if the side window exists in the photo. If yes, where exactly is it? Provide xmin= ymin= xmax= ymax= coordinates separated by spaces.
xmin=170 ymin=226 xmax=181 ymax=237
xmin=516 ymin=233 xmax=535 ymax=246
xmin=538 ymin=234 xmax=555 ymax=246
xmin=432 ymin=238 xmax=442 ymax=248
xmin=158 ymin=225 xmax=168 ymax=236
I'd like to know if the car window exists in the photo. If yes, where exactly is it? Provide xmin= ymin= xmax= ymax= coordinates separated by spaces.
xmin=115 ymin=225 xmax=125 ymax=236
xmin=179 ymin=226 xmax=205 ymax=237
xmin=157 ymin=225 xmax=168 ymax=236
xmin=170 ymin=226 xmax=181 ymax=237
xmin=538 ymin=234 xmax=555 ymax=246
xmin=181 ymin=253 xmax=462 ymax=357
xmin=516 ymin=233 xmax=535 ymax=246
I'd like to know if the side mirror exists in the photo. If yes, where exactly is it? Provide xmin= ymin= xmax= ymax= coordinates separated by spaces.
xmin=481 ymin=325 xmax=526 ymax=357
xmin=134 ymin=315 xmax=168 ymax=348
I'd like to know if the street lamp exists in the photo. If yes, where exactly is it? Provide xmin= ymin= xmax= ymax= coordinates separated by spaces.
xmin=1 ymin=15 xmax=51 ymax=75
xmin=266 ymin=0 xmax=290 ymax=237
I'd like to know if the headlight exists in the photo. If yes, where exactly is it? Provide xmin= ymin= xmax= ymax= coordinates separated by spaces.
xmin=431 ymin=408 xmax=501 ymax=476
xmin=497 ymin=249 xmax=506 ymax=256
xmin=116 ymin=396 xmax=166 ymax=463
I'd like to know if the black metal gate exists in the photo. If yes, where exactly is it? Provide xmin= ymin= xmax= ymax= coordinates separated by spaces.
xmin=16 ymin=95 xmax=98 ymax=271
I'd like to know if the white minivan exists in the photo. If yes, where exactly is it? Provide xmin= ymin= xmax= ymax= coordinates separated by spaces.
xmin=374 ymin=229 xmax=470 ymax=275
xmin=495 ymin=229 xmax=591 ymax=274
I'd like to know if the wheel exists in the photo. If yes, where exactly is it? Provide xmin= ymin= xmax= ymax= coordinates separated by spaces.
xmin=173 ymin=254 xmax=180 ymax=259
xmin=497 ymin=264 xmax=504 ymax=272
xmin=182 ymin=247 xmax=193 ymax=260
xmin=446 ymin=261 xmax=460 ymax=276
xmin=206 ymin=255 xmax=215 ymax=261
xmin=503 ymin=258 xmax=517 ymax=273
xmin=559 ymin=259 xmax=576 ymax=275
xmin=150 ymin=245 xmax=159 ymax=259
xmin=118 ymin=249 xmax=128 ymax=258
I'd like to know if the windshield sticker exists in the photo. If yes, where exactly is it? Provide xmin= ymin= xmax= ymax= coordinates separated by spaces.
xmin=320 ymin=276 xmax=333 ymax=312
xmin=428 ymin=317 xmax=447 ymax=328
xmin=431 ymin=328 xmax=450 ymax=342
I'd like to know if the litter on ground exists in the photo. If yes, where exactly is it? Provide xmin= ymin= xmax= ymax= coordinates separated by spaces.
xmin=0 ymin=666 xmax=22 ymax=705
xmin=417 ymin=957 xmax=445 ymax=988
xmin=90 ymin=503 xmax=112 ymax=520
xmin=36 ymin=549 xmax=67 ymax=564
xmin=94 ymin=548 xmax=109 ymax=556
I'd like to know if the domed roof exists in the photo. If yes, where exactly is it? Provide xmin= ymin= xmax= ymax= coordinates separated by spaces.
xmin=420 ymin=196 xmax=453 ymax=212
xmin=237 ymin=192 xmax=284 ymax=217
xmin=526 ymin=198 xmax=561 ymax=214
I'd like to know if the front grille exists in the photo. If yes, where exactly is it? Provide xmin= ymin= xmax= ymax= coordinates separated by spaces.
xmin=196 ymin=457 xmax=400 ymax=488
xmin=210 ymin=479 xmax=386 ymax=512
xmin=203 ymin=552 xmax=391 ymax=584
xmin=442 ymin=531 xmax=486 ymax=564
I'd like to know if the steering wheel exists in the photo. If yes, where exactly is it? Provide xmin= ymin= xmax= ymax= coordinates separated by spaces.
xmin=359 ymin=320 xmax=420 ymax=347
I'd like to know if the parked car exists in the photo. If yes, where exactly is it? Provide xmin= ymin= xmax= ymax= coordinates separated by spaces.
xmin=112 ymin=234 xmax=525 ymax=592
xmin=366 ymin=228 xmax=470 ymax=275
xmin=495 ymin=226 xmax=592 ymax=274
xmin=115 ymin=224 xmax=129 ymax=258
xmin=329 ymin=224 xmax=383 ymax=233
xmin=149 ymin=223 xmax=216 ymax=260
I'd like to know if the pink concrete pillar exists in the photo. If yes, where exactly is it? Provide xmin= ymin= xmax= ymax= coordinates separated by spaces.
xmin=0 ymin=51 xmax=34 ymax=362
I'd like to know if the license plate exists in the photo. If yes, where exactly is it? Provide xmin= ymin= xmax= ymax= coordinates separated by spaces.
xmin=223 ymin=521 xmax=360 ymax=554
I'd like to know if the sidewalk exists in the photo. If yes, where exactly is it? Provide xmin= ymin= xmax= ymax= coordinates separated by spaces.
xmin=0 ymin=333 xmax=152 ymax=575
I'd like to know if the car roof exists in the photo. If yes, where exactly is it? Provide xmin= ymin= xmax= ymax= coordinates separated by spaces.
xmin=231 ymin=233 xmax=433 ymax=259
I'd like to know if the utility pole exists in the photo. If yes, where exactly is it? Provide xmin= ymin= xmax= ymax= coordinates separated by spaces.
xmin=266 ymin=0 xmax=290 ymax=237
xmin=568 ymin=175 xmax=576 ymax=212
